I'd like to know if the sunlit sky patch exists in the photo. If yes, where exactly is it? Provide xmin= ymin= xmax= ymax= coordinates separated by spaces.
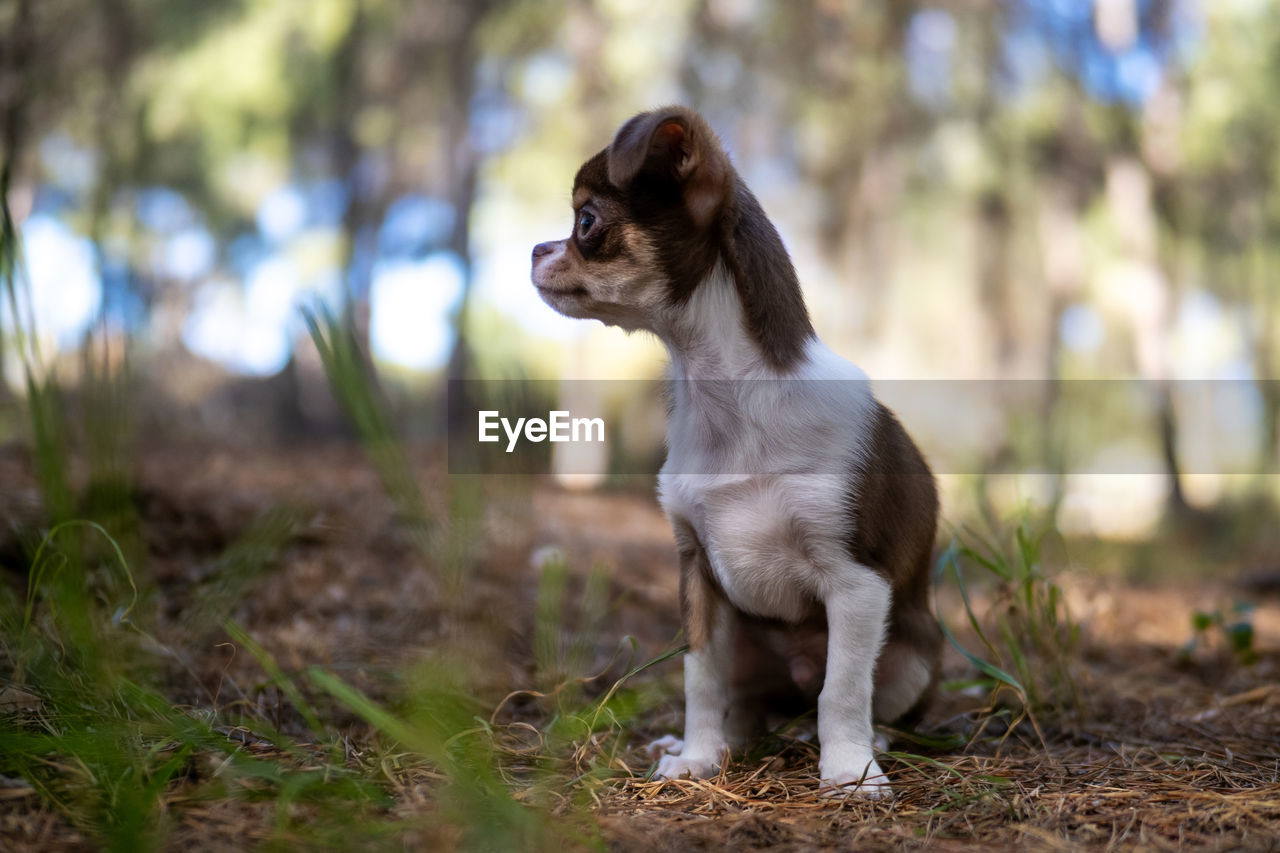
xmin=378 ymin=195 xmax=454 ymax=256
xmin=40 ymin=133 xmax=96 ymax=194
xmin=136 ymin=186 xmax=195 ymax=233
xmin=257 ymin=186 xmax=307 ymax=243
xmin=245 ymin=255 xmax=304 ymax=331
xmin=155 ymin=184 xmax=481 ymax=375
xmin=1006 ymin=0 xmax=1201 ymax=106
xmin=182 ymin=253 xmax=343 ymax=376
xmin=159 ymin=227 xmax=217 ymax=280
xmin=369 ymin=253 xmax=464 ymax=369
xmin=518 ymin=52 xmax=575 ymax=106
xmin=1059 ymin=303 xmax=1104 ymax=353
xmin=905 ymin=9 xmax=957 ymax=105
xmin=182 ymin=276 xmax=293 ymax=376
xmin=5 ymin=215 xmax=102 ymax=349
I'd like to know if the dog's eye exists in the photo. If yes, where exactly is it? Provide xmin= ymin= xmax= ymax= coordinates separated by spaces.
xmin=577 ymin=210 xmax=596 ymax=237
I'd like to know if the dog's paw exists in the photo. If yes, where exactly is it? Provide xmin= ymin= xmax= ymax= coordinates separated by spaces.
xmin=654 ymin=751 xmax=721 ymax=781
xmin=818 ymin=756 xmax=892 ymax=799
xmin=644 ymin=734 xmax=683 ymax=761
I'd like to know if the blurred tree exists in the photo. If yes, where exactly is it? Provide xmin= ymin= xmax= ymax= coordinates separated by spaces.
xmin=1175 ymin=2 xmax=1280 ymax=475
xmin=1003 ymin=0 xmax=1195 ymax=519
xmin=680 ymin=0 xmax=927 ymax=343
xmin=5 ymin=0 xmax=1278 ymax=531
xmin=0 ymin=0 xmax=35 ymax=400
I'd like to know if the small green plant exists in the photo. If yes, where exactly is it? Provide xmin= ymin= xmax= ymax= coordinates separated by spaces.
xmin=1 ymin=523 xmax=391 ymax=852
xmin=936 ymin=517 xmax=1080 ymax=738
xmin=532 ymin=550 xmax=612 ymax=694
xmin=525 ymin=549 xmax=679 ymax=789
xmin=302 ymin=304 xmax=482 ymax=608
xmin=301 ymin=305 xmax=430 ymax=538
xmin=1181 ymin=601 xmax=1257 ymax=665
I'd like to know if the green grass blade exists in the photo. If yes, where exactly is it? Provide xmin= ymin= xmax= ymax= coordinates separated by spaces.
xmin=223 ymin=620 xmax=324 ymax=736
xmin=934 ymin=544 xmax=1025 ymax=694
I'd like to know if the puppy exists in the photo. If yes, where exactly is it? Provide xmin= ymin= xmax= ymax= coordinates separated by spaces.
xmin=530 ymin=107 xmax=941 ymax=796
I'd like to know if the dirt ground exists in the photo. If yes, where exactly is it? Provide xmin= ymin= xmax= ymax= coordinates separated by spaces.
xmin=2 ymin=441 xmax=1279 ymax=851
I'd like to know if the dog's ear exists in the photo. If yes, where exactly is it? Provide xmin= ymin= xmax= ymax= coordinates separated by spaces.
xmin=607 ymin=107 xmax=731 ymax=227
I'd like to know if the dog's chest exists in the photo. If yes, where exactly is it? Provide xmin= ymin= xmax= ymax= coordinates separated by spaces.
xmin=658 ymin=387 xmax=865 ymax=622
xmin=663 ymin=472 xmax=854 ymax=618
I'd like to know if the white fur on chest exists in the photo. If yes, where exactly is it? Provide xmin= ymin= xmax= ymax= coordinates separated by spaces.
xmin=658 ymin=338 xmax=877 ymax=622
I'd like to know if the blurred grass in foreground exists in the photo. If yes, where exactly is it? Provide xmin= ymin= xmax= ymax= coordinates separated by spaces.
xmin=301 ymin=304 xmax=680 ymax=847
xmin=0 ymin=195 xmax=668 ymax=850
xmin=1 ymin=184 xmax=388 ymax=850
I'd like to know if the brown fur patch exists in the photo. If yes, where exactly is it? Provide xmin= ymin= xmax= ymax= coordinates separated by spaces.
xmin=673 ymin=521 xmax=723 ymax=652
xmin=847 ymin=401 xmax=943 ymax=717
xmin=846 ymin=402 xmax=939 ymax=597
xmin=717 ymin=178 xmax=815 ymax=372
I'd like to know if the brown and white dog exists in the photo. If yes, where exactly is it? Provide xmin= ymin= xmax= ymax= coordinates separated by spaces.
xmin=531 ymin=107 xmax=941 ymax=796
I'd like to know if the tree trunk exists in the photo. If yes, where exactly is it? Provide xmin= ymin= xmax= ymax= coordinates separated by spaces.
xmin=281 ymin=2 xmax=373 ymax=437
xmin=1035 ymin=174 xmax=1088 ymax=519
xmin=332 ymin=2 xmax=373 ymax=353
xmin=442 ymin=0 xmax=493 ymax=394
xmin=86 ymin=0 xmax=137 ymax=353
xmin=441 ymin=0 xmax=495 ymax=449
xmin=1253 ymin=242 xmax=1279 ymax=476
xmin=0 ymin=0 xmax=35 ymax=399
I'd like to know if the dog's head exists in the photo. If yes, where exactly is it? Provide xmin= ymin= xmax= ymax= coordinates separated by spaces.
xmin=530 ymin=107 xmax=813 ymax=368
xmin=530 ymin=106 xmax=731 ymax=331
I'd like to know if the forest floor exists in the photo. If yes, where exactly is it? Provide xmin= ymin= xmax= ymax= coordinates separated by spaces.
xmin=2 ymin=440 xmax=1279 ymax=851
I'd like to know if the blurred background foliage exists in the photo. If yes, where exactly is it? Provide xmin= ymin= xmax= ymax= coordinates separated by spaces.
xmin=2 ymin=0 xmax=1279 ymax=552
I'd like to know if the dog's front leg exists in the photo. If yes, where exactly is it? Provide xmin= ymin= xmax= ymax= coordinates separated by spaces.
xmin=653 ymin=524 xmax=733 ymax=780
xmin=818 ymin=567 xmax=893 ymax=797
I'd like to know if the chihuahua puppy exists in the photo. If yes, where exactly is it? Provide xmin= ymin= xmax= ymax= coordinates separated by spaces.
xmin=531 ymin=107 xmax=941 ymax=796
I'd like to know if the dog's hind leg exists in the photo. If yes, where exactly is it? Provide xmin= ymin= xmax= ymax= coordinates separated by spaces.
xmin=873 ymin=602 xmax=943 ymax=725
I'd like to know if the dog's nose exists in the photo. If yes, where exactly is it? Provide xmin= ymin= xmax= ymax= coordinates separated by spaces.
xmin=532 ymin=242 xmax=555 ymax=261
